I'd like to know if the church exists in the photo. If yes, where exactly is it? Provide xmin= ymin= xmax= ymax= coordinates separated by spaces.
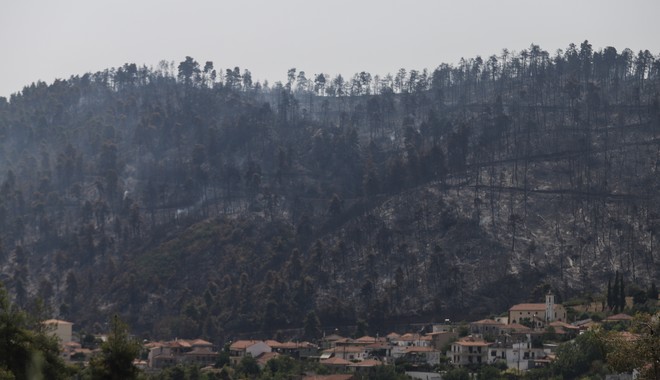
xmin=508 ymin=291 xmax=567 ymax=328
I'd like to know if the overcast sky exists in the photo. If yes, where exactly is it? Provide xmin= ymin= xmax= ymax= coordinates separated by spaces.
xmin=1 ymin=0 xmax=658 ymax=98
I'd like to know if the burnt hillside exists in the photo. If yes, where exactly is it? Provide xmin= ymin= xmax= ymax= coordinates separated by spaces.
xmin=0 ymin=42 xmax=658 ymax=342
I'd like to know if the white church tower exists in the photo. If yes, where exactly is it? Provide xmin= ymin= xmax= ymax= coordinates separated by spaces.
xmin=545 ymin=290 xmax=555 ymax=322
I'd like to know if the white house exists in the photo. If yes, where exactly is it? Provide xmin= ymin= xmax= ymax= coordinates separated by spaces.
xmin=42 ymin=319 xmax=73 ymax=343
xmin=229 ymin=340 xmax=272 ymax=365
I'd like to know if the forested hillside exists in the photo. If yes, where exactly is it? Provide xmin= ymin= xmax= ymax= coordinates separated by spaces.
xmin=0 ymin=41 xmax=658 ymax=342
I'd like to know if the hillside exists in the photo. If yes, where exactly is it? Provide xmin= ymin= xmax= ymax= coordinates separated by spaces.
xmin=0 ymin=42 xmax=658 ymax=342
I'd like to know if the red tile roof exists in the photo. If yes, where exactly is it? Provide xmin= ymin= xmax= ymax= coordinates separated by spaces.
xmin=190 ymin=339 xmax=213 ymax=347
xmin=256 ymin=351 xmax=280 ymax=365
xmin=320 ymin=357 xmax=351 ymax=366
xmin=348 ymin=359 xmax=383 ymax=367
xmin=509 ymin=303 xmax=546 ymax=311
xmin=502 ymin=323 xmax=532 ymax=332
xmin=355 ymin=336 xmax=376 ymax=343
xmin=604 ymin=313 xmax=633 ymax=321
xmin=454 ymin=337 xmax=491 ymax=347
xmin=230 ymin=340 xmax=263 ymax=350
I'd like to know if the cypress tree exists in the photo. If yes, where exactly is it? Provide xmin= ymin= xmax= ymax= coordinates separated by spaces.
xmin=606 ymin=278 xmax=612 ymax=310
xmin=612 ymin=272 xmax=620 ymax=312
xmin=619 ymin=275 xmax=625 ymax=311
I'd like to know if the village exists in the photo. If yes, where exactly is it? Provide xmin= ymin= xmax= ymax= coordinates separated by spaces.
xmin=42 ymin=290 xmax=654 ymax=379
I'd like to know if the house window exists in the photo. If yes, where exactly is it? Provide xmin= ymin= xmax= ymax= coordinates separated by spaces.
xmin=491 ymin=351 xmax=496 ymax=357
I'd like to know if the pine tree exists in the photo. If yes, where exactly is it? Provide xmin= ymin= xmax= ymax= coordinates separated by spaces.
xmin=87 ymin=315 xmax=140 ymax=380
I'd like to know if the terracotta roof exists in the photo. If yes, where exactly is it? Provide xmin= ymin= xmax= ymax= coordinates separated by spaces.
xmin=509 ymin=303 xmax=547 ymax=311
xmin=320 ymin=357 xmax=351 ymax=366
xmin=230 ymin=340 xmax=263 ymax=350
xmin=604 ymin=313 xmax=633 ymax=321
xmin=355 ymin=336 xmax=376 ymax=343
xmin=265 ymin=340 xmax=283 ymax=348
xmin=348 ymin=359 xmax=383 ymax=367
xmin=174 ymin=340 xmax=192 ymax=348
xmin=502 ymin=323 xmax=532 ymax=332
xmin=471 ymin=319 xmax=504 ymax=325
xmin=454 ymin=337 xmax=491 ymax=347
xmin=549 ymin=321 xmax=579 ymax=330
xmin=190 ymin=339 xmax=213 ymax=347
xmin=256 ymin=351 xmax=280 ymax=365
xmin=145 ymin=341 xmax=165 ymax=349
xmin=386 ymin=332 xmax=400 ymax=339
xmin=42 ymin=319 xmax=73 ymax=325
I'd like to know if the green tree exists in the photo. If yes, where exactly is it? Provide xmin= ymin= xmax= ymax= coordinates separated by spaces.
xmin=178 ymin=56 xmax=201 ymax=86
xmin=443 ymin=367 xmax=470 ymax=380
xmin=356 ymin=365 xmax=408 ymax=380
xmin=236 ymin=355 xmax=260 ymax=378
xmin=606 ymin=313 xmax=660 ymax=380
xmin=0 ymin=282 xmax=72 ymax=379
xmin=303 ymin=310 xmax=321 ymax=341
xmin=552 ymin=329 xmax=606 ymax=379
xmin=87 ymin=314 xmax=141 ymax=380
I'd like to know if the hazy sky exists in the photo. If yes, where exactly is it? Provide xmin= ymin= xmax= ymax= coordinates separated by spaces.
xmin=1 ymin=0 xmax=658 ymax=98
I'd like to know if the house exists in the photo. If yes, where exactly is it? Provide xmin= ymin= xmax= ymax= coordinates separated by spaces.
xmin=348 ymin=359 xmax=383 ymax=373
xmin=266 ymin=340 xmax=318 ymax=358
xmin=255 ymin=352 xmax=280 ymax=368
xmin=229 ymin=340 xmax=271 ymax=365
xmin=148 ymin=338 xmax=218 ymax=369
xmin=448 ymin=336 xmax=491 ymax=366
xmin=320 ymin=334 xmax=345 ymax=349
xmin=321 ymin=346 xmax=368 ymax=362
xmin=427 ymin=331 xmax=458 ymax=351
xmin=43 ymin=319 xmax=73 ymax=343
xmin=182 ymin=346 xmax=218 ymax=367
xmin=603 ymin=313 xmax=633 ymax=325
xmin=503 ymin=341 xmax=546 ymax=371
xmin=319 ymin=356 xmax=351 ymax=370
xmin=547 ymin=321 xmax=579 ymax=337
xmin=508 ymin=292 xmax=567 ymax=327
xmin=488 ymin=335 xmax=547 ymax=370
xmin=391 ymin=333 xmax=431 ymax=347
xmin=400 ymin=346 xmax=442 ymax=365
xmin=470 ymin=319 xmax=505 ymax=336
xmin=363 ymin=342 xmax=392 ymax=361
xmin=386 ymin=332 xmax=401 ymax=341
